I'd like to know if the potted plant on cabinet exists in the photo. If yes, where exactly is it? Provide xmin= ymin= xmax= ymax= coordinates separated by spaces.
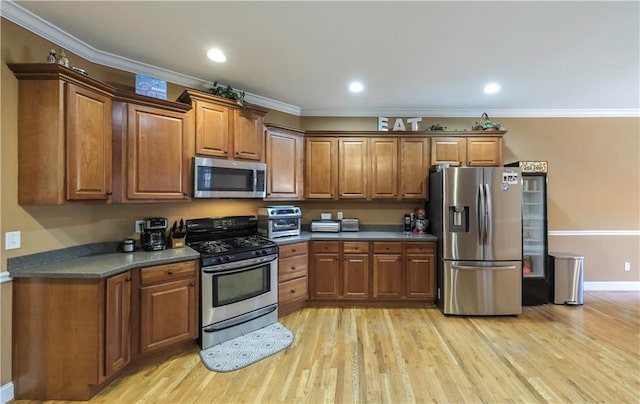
xmin=472 ymin=112 xmax=505 ymax=131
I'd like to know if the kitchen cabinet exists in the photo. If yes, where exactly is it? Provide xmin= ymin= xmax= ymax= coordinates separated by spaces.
xmin=139 ymin=261 xmax=198 ymax=354
xmin=370 ymin=138 xmax=398 ymax=199
xmin=11 ymin=259 xmax=199 ymax=401
xmin=309 ymin=240 xmax=436 ymax=304
xmin=278 ymin=242 xmax=309 ymax=315
xmin=405 ymin=242 xmax=436 ymax=299
xmin=343 ymin=242 xmax=370 ymax=298
xmin=430 ymin=132 xmax=504 ymax=167
xmin=310 ymin=241 xmax=341 ymax=298
xmin=177 ymin=89 xmax=268 ymax=161
xmin=9 ymin=63 xmax=115 ymax=205
xmin=305 ymin=137 xmax=339 ymax=199
xmin=339 ymin=138 xmax=369 ymax=198
xmin=112 ymin=92 xmax=192 ymax=202
xmin=105 ymin=270 xmax=132 ymax=377
xmin=372 ymin=242 xmax=403 ymax=298
xmin=265 ymin=124 xmax=305 ymax=200
xmin=400 ymin=137 xmax=430 ymax=199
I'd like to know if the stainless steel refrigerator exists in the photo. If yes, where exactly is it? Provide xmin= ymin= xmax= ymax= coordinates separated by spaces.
xmin=428 ymin=166 xmax=523 ymax=316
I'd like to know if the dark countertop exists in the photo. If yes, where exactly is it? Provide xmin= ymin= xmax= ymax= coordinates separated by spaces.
xmin=8 ymin=247 xmax=201 ymax=279
xmin=271 ymin=231 xmax=437 ymax=245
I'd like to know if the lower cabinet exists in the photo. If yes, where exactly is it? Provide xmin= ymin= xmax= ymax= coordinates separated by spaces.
xmin=12 ymin=259 xmax=199 ymax=401
xmin=310 ymin=240 xmax=436 ymax=303
xmin=139 ymin=261 xmax=198 ymax=354
xmin=277 ymin=242 xmax=309 ymax=316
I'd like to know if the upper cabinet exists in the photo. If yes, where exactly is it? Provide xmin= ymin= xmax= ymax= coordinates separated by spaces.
xmin=9 ymin=63 xmax=115 ymax=205
xmin=112 ymin=92 xmax=192 ymax=202
xmin=430 ymin=131 xmax=505 ymax=167
xmin=265 ymin=124 xmax=304 ymax=200
xmin=399 ymin=138 xmax=430 ymax=199
xmin=305 ymin=137 xmax=338 ymax=199
xmin=178 ymin=90 xmax=268 ymax=161
xmin=339 ymin=138 xmax=369 ymax=199
xmin=369 ymin=138 xmax=397 ymax=199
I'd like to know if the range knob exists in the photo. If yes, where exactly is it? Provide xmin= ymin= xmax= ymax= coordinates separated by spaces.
xmin=261 ymin=249 xmax=268 ymax=256
xmin=216 ymin=257 xmax=223 ymax=263
xmin=224 ymin=255 xmax=231 ymax=262
xmin=254 ymin=250 xmax=263 ymax=256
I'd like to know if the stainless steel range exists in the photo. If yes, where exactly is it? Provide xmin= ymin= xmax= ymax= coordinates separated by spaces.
xmin=186 ymin=216 xmax=278 ymax=350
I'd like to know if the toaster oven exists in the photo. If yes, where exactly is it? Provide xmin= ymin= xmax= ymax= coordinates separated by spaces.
xmin=258 ymin=206 xmax=302 ymax=238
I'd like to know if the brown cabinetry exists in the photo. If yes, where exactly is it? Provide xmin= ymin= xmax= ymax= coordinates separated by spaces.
xmin=370 ymin=138 xmax=398 ymax=199
xmin=431 ymin=133 xmax=504 ymax=167
xmin=105 ymin=270 xmax=132 ymax=377
xmin=178 ymin=89 xmax=268 ymax=161
xmin=339 ymin=138 xmax=369 ymax=198
xmin=265 ymin=125 xmax=305 ymax=200
xmin=9 ymin=63 xmax=115 ymax=205
xmin=112 ymin=93 xmax=192 ymax=202
xmin=278 ymin=242 xmax=309 ymax=315
xmin=309 ymin=240 xmax=436 ymax=304
xmin=400 ymin=138 xmax=430 ymax=199
xmin=12 ymin=259 xmax=199 ymax=401
xmin=139 ymin=261 xmax=198 ymax=354
xmin=305 ymin=137 xmax=339 ymax=199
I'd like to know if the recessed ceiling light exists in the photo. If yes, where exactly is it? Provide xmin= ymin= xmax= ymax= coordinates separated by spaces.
xmin=207 ymin=48 xmax=227 ymax=63
xmin=349 ymin=81 xmax=364 ymax=93
xmin=484 ymin=82 xmax=501 ymax=94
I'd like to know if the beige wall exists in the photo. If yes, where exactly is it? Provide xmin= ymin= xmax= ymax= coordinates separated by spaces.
xmin=1 ymin=18 xmax=639 ymax=387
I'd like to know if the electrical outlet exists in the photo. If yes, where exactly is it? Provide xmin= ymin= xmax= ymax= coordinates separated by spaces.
xmin=5 ymin=231 xmax=21 ymax=250
xmin=624 ymin=262 xmax=631 ymax=271
xmin=337 ymin=211 xmax=344 ymax=220
xmin=135 ymin=220 xmax=145 ymax=233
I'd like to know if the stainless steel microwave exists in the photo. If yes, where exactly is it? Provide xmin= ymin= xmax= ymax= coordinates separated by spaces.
xmin=193 ymin=156 xmax=266 ymax=199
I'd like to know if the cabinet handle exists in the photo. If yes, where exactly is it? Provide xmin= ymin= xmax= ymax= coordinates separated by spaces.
xmin=125 ymin=277 xmax=131 ymax=282
xmin=106 ymin=191 xmax=112 ymax=196
xmin=291 ymin=266 xmax=296 ymax=271
xmin=223 ymin=151 xmax=228 ymax=155
xmin=190 ymin=281 xmax=195 ymax=287
xmin=290 ymin=289 xmax=296 ymax=294
xmin=167 ymin=270 xmax=173 ymax=275
xmin=292 ymin=249 xmax=296 ymax=253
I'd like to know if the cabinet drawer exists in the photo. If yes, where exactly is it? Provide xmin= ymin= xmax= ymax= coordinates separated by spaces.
xmin=343 ymin=241 xmax=369 ymax=253
xmin=279 ymin=255 xmax=308 ymax=283
xmin=372 ymin=242 xmax=402 ymax=253
xmin=312 ymin=241 xmax=340 ymax=253
xmin=279 ymin=242 xmax=308 ymax=259
xmin=141 ymin=260 xmax=198 ymax=285
xmin=279 ymin=276 xmax=308 ymax=305
xmin=406 ymin=242 xmax=435 ymax=254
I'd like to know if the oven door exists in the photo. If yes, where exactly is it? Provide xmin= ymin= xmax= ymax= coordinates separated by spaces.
xmin=202 ymin=255 xmax=278 ymax=328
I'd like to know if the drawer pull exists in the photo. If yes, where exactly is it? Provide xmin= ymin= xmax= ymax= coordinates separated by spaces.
xmin=292 ymin=249 xmax=297 ymax=253
xmin=291 ymin=266 xmax=296 ymax=270
xmin=290 ymin=289 xmax=296 ymax=294
xmin=167 ymin=270 xmax=173 ymax=275
xmin=190 ymin=281 xmax=195 ymax=287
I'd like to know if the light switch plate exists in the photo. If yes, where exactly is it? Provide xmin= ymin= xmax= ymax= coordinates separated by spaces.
xmin=5 ymin=231 xmax=21 ymax=250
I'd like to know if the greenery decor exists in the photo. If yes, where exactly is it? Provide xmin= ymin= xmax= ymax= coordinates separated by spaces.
xmin=472 ymin=112 xmax=505 ymax=131
xmin=207 ymin=81 xmax=246 ymax=107
xmin=428 ymin=123 xmax=447 ymax=131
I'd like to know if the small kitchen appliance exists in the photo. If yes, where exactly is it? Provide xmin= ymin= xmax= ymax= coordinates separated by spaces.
xmin=141 ymin=217 xmax=168 ymax=251
xmin=185 ymin=216 xmax=278 ymax=350
xmin=412 ymin=208 xmax=428 ymax=234
xmin=310 ymin=219 xmax=341 ymax=232
xmin=258 ymin=206 xmax=302 ymax=238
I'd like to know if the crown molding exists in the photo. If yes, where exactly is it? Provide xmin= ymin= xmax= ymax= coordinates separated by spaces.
xmin=1 ymin=1 xmax=302 ymax=116
xmin=3 ymin=1 xmax=638 ymax=119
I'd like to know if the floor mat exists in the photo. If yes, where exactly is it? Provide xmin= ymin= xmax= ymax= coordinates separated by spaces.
xmin=199 ymin=322 xmax=294 ymax=372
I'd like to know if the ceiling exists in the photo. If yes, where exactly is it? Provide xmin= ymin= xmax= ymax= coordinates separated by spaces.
xmin=5 ymin=1 xmax=640 ymax=117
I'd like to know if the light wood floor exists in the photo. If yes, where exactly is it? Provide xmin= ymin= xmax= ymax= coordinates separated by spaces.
xmin=13 ymin=291 xmax=640 ymax=403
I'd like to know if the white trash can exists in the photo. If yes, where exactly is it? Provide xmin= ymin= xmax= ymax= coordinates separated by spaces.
xmin=549 ymin=252 xmax=584 ymax=305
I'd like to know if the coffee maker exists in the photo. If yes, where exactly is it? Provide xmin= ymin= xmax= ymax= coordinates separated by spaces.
xmin=141 ymin=217 xmax=168 ymax=251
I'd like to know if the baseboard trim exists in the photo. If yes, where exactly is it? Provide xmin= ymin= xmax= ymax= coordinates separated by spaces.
xmin=584 ymin=281 xmax=640 ymax=291
xmin=1 ymin=382 xmax=14 ymax=404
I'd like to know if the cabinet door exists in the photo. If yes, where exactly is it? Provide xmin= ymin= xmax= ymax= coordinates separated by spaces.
xmin=372 ymin=254 xmax=403 ymax=298
xmin=105 ymin=271 xmax=131 ymax=377
xmin=232 ymin=108 xmax=264 ymax=161
xmin=431 ymin=137 xmax=467 ymax=167
xmin=66 ymin=83 xmax=113 ymax=201
xmin=406 ymin=254 xmax=436 ymax=300
xmin=310 ymin=253 xmax=341 ymax=298
xmin=305 ymin=137 xmax=338 ymax=199
xmin=466 ymin=137 xmax=502 ymax=166
xmin=266 ymin=129 xmax=304 ymax=200
xmin=140 ymin=277 xmax=197 ymax=354
xmin=400 ymin=138 xmax=429 ymax=199
xmin=370 ymin=138 xmax=398 ymax=199
xmin=339 ymin=138 xmax=368 ymax=199
xmin=343 ymin=254 xmax=370 ymax=299
xmin=126 ymin=104 xmax=190 ymax=200
xmin=194 ymin=100 xmax=230 ymax=157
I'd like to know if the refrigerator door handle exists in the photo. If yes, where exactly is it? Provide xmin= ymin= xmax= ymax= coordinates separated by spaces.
xmin=478 ymin=184 xmax=485 ymax=244
xmin=484 ymin=183 xmax=491 ymax=245
xmin=452 ymin=265 xmax=518 ymax=271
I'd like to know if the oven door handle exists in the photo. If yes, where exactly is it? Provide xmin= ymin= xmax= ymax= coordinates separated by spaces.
xmin=202 ymin=256 xmax=276 ymax=274
xmin=203 ymin=303 xmax=278 ymax=333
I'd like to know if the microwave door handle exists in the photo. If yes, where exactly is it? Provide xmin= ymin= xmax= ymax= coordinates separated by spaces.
xmin=253 ymin=169 xmax=258 ymax=193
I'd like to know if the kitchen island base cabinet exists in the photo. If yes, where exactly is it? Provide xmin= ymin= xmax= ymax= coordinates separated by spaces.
xmin=11 ymin=260 xmax=199 ymax=401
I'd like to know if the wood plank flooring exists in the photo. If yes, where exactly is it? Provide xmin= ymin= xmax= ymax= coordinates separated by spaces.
xmin=12 ymin=291 xmax=640 ymax=403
